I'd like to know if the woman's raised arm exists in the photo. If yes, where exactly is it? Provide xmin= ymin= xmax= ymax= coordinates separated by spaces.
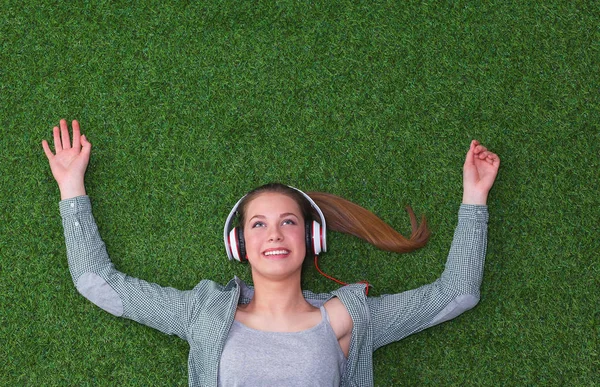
xmin=368 ymin=140 xmax=500 ymax=349
xmin=43 ymin=120 xmax=202 ymax=340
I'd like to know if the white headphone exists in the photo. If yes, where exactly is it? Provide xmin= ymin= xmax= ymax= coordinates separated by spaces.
xmin=224 ymin=186 xmax=327 ymax=262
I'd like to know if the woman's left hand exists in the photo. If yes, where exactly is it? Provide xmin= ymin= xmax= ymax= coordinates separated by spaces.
xmin=462 ymin=140 xmax=500 ymax=205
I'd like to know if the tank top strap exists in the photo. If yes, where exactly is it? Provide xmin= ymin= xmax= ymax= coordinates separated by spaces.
xmin=319 ymin=305 xmax=330 ymax=323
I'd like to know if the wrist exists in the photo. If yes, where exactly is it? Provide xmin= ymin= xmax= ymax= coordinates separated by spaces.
xmin=59 ymin=181 xmax=87 ymax=200
xmin=462 ymin=192 xmax=488 ymax=205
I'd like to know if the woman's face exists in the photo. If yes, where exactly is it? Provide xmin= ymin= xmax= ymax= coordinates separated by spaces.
xmin=242 ymin=192 xmax=307 ymax=281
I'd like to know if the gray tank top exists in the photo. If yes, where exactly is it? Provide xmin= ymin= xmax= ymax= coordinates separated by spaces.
xmin=218 ymin=306 xmax=346 ymax=386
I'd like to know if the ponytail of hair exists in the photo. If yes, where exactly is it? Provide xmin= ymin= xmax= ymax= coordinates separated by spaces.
xmin=306 ymin=192 xmax=430 ymax=253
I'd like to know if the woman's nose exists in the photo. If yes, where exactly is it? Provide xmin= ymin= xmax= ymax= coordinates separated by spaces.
xmin=268 ymin=227 xmax=283 ymax=241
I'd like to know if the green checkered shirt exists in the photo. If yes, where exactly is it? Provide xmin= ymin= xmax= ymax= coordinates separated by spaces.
xmin=60 ymin=196 xmax=489 ymax=386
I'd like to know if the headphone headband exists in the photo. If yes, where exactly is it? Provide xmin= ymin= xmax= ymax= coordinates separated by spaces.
xmin=224 ymin=185 xmax=327 ymax=261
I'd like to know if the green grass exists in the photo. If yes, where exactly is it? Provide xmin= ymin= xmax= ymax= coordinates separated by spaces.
xmin=1 ymin=0 xmax=598 ymax=385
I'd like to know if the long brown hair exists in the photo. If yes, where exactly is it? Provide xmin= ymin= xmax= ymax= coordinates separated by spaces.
xmin=307 ymin=191 xmax=430 ymax=253
xmin=237 ymin=183 xmax=429 ymax=253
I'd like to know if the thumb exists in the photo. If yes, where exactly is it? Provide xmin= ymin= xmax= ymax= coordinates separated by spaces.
xmin=464 ymin=140 xmax=476 ymax=167
xmin=81 ymin=135 xmax=92 ymax=156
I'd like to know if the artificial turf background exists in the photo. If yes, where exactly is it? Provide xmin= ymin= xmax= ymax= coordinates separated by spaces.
xmin=1 ymin=1 xmax=598 ymax=385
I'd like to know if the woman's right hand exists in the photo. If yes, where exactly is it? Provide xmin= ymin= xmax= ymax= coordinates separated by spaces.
xmin=42 ymin=119 xmax=91 ymax=200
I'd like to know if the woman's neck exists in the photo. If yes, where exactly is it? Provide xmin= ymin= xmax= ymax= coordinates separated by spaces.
xmin=245 ymin=273 xmax=313 ymax=317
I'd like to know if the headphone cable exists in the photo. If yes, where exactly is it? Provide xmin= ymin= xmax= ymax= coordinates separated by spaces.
xmin=313 ymin=255 xmax=370 ymax=296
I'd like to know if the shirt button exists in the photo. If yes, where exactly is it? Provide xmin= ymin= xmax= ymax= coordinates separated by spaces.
xmin=70 ymin=203 xmax=75 ymax=208
xmin=74 ymin=222 xmax=79 ymax=226
xmin=477 ymin=210 xmax=482 ymax=214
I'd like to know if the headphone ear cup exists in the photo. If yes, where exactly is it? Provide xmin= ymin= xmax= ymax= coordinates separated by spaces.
xmin=237 ymin=227 xmax=246 ymax=261
xmin=305 ymin=220 xmax=323 ymax=257
xmin=305 ymin=221 xmax=313 ymax=257
xmin=312 ymin=221 xmax=322 ymax=255
xmin=228 ymin=227 xmax=247 ymax=262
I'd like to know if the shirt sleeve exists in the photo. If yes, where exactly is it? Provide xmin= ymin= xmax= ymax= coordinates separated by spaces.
xmin=367 ymin=204 xmax=489 ymax=350
xmin=59 ymin=195 xmax=201 ymax=340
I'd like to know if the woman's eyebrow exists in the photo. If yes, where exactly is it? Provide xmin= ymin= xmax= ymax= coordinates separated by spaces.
xmin=248 ymin=214 xmax=266 ymax=222
xmin=249 ymin=213 xmax=299 ymax=222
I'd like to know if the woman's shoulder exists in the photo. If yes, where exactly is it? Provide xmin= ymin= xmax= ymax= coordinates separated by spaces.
xmin=324 ymin=297 xmax=353 ymax=339
xmin=188 ymin=277 xmax=241 ymax=303
xmin=324 ymin=297 xmax=353 ymax=357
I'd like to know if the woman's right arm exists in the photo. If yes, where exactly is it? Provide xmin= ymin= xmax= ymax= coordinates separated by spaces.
xmin=42 ymin=119 xmax=90 ymax=200
xmin=366 ymin=140 xmax=500 ymax=349
xmin=43 ymin=120 xmax=201 ymax=340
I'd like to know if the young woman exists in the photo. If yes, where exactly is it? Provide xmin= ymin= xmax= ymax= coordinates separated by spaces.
xmin=43 ymin=119 xmax=500 ymax=386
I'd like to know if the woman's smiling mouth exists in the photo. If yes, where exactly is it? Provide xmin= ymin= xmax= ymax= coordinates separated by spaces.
xmin=263 ymin=249 xmax=290 ymax=258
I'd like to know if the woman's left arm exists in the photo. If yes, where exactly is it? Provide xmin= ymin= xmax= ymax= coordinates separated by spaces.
xmin=368 ymin=141 xmax=500 ymax=350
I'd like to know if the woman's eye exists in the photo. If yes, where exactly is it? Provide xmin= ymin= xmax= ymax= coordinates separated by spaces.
xmin=252 ymin=221 xmax=265 ymax=228
xmin=282 ymin=219 xmax=296 ymax=226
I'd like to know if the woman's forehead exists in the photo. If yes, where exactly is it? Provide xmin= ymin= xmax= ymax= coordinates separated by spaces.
xmin=245 ymin=192 xmax=302 ymax=216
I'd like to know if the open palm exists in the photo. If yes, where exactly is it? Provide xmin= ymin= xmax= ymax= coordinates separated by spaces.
xmin=42 ymin=119 xmax=91 ymax=197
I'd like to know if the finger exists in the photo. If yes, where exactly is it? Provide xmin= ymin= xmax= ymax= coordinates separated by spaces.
xmin=490 ymin=153 xmax=500 ymax=166
xmin=72 ymin=120 xmax=81 ymax=149
xmin=60 ymin=119 xmax=71 ymax=149
xmin=482 ymin=152 xmax=499 ymax=166
xmin=53 ymin=125 xmax=62 ymax=152
xmin=42 ymin=140 xmax=54 ymax=160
